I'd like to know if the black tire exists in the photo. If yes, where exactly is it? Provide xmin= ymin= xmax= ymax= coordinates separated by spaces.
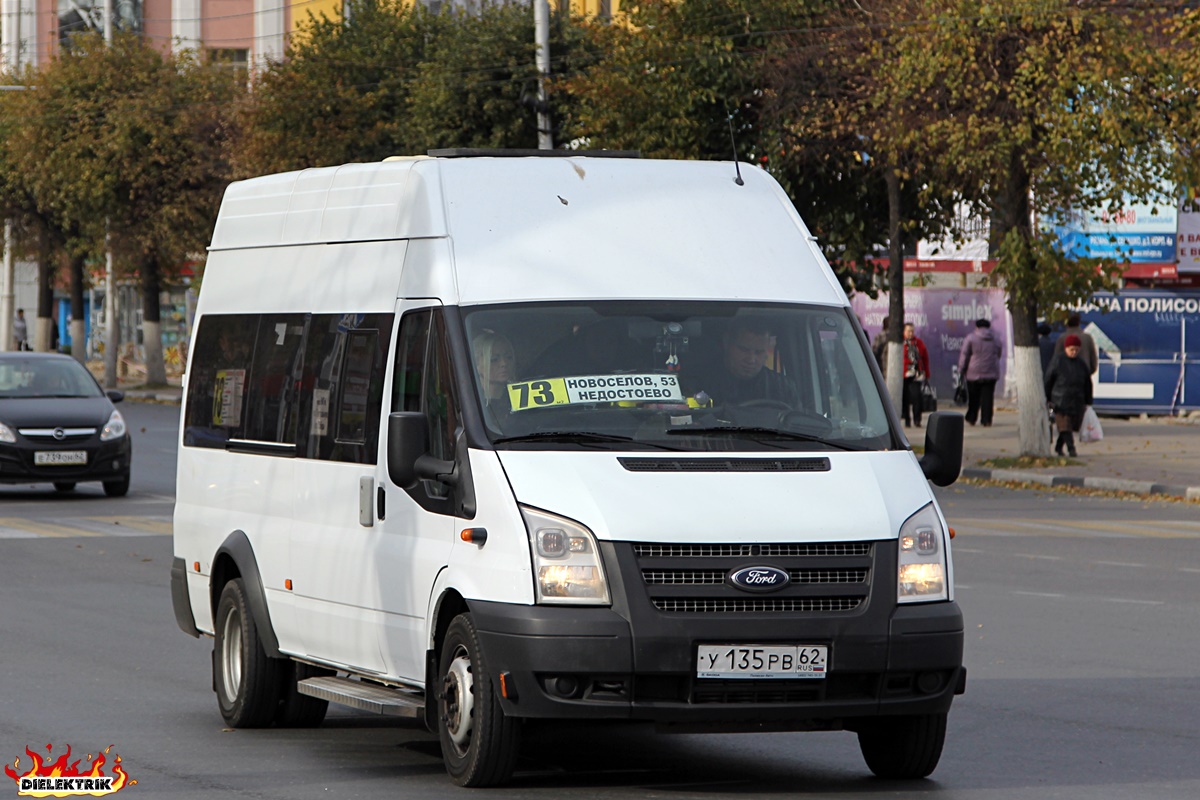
xmin=53 ymin=482 xmax=76 ymax=492
xmin=214 ymin=579 xmax=281 ymax=728
xmin=103 ymin=474 xmax=130 ymax=497
xmin=437 ymin=614 xmax=520 ymax=787
xmin=857 ymin=713 xmax=947 ymax=779
xmin=274 ymin=661 xmax=333 ymax=728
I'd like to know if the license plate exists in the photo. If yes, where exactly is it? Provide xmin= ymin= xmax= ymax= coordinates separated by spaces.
xmin=697 ymin=644 xmax=828 ymax=680
xmin=34 ymin=450 xmax=87 ymax=466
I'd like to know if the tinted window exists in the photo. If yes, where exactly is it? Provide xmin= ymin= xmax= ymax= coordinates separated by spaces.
xmin=0 ymin=357 xmax=103 ymax=399
xmin=184 ymin=312 xmax=393 ymax=463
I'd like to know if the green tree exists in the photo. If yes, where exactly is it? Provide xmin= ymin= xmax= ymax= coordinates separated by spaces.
xmin=1 ymin=35 xmax=240 ymax=382
xmin=238 ymin=0 xmax=594 ymax=176
xmin=888 ymin=0 xmax=1180 ymax=454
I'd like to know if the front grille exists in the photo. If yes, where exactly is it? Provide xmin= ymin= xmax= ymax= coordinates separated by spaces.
xmin=652 ymin=597 xmax=862 ymax=613
xmin=642 ymin=568 xmax=869 ymax=586
xmin=19 ymin=430 xmax=95 ymax=445
xmin=630 ymin=540 xmax=876 ymax=615
xmin=633 ymin=543 xmax=870 ymax=558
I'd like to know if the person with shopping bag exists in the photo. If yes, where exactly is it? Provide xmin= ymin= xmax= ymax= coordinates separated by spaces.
xmin=901 ymin=322 xmax=931 ymax=428
xmin=1044 ymin=334 xmax=1093 ymax=457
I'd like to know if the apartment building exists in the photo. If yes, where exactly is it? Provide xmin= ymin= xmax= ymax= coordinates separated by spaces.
xmin=1 ymin=0 xmax=613 ymax=73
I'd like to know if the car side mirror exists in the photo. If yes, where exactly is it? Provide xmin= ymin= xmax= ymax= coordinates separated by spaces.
xmin=107 ymin=390 xmax=124 ymax=403
xmin=919 ymin=411 xmax=963 ymax=487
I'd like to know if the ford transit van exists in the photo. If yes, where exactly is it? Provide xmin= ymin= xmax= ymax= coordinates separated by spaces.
xmin=171 ymin=151 xmax=965 ymax=787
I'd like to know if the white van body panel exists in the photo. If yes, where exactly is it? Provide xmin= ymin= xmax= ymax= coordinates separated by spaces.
xmin=197 ymin=241 xmax=407 ymax=315
xmin=496 ymin=450 xmax=932 ymax=545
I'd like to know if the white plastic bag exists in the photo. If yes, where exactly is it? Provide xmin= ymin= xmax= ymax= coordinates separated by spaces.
xmin=1080 ymin=406 xmax=1103 ymax=443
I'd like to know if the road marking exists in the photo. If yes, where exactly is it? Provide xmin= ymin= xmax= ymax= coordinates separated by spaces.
xmin=0 ymin=516 xmax=170 ymax=539
xmin=1014 ymin=553 xmax=1063 ymax=560
xmin=1104 ymin=598 xmax=1163 ymax=605
xmin=1095 ymin=561 xmax=1146 ymax=568
xmin=1012 ymin=591 xmax=1065 ymax=598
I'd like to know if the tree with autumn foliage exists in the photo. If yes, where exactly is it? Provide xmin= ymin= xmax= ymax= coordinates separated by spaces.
xmin=1 ymin=35 xmax=241 ymax=384
xmin=236 ymin=0 xmax=596 ymax=176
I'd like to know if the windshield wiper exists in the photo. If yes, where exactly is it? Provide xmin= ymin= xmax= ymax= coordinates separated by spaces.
xmin=493 ymin=431 xmax=680 ymax=451
xmin=666 ymin=426 xmax=863 ymax=452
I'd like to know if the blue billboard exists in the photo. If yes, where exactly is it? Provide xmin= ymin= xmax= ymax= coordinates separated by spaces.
xmin=1077 ymin=291 xmax=1200 ymax=413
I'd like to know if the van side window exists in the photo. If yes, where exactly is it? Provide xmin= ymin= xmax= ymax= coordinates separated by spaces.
xmin=390 ymin=309 xmax=461 ymax=506
xmin=183 ymin=314 xmax=259 ymax=447
xmin=297 ymin=313 xmax=395 ymax=464
xmin=243 ymin=314 xmax=307 ymax=444
xmin=392 ymin=310 xmax=432 ymax=414
xmin=184 ymin=311 xmax=393 ymax=463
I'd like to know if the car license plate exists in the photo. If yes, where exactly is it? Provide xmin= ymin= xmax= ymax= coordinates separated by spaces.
xmin=34 ymin=450 xmax=87 ymax=466
xmin=697 ymin=644 xmax=828 ymax=679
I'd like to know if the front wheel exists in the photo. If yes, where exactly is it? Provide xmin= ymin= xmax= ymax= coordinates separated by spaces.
xmin=437 ymin=614 xmax=520 ymax=787
xmin=857 ymin=712 xmax=947 ymax=779
xmin=103 ymin=473 xmax=130 ymax=497
xmin=214 ymin=578 xmax=281 ymax=727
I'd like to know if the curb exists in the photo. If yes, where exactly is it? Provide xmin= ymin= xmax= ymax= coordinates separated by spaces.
xmin=961 ymin=467 xmax=1198 ymax=500
xmin=123 ymin=392 xmax=182 ymax=405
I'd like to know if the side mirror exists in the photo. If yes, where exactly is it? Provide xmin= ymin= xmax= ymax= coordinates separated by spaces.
xmin=107 ymin=390 xmax=124 ymax=403
xmin=387 ymin=412 xmax=430 ymax=489
xmin=919 ymin=411 xmax=963 ymax=487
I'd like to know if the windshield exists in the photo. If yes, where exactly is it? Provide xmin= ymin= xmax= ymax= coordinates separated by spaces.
xmin=462 ymin=301 xmax=892 ymax=452
xmin=0 ymin=358 xmax=104 ymax=399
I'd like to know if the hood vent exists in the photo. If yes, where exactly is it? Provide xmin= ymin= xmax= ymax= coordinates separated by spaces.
xmin=618 ymin=457 xmax=830 ymax=473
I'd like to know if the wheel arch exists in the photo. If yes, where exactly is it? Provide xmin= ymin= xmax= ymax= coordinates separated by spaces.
xmin=211 ymin=530 xmax=281 ymax=658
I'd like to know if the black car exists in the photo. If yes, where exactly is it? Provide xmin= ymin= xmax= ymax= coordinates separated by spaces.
xmin=0 ymin=353 xmax=132 ymax=496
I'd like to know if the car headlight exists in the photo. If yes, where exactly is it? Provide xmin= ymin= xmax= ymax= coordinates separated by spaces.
xmin=521 ymin=506 xmax=611 ymax=605
xmin=897 ymin=502 xmax=948 ymax=603
xmin=0 ymin=421 xmax=14 ymax=443
xmin=100 ymin=409 xmax=127 ymax=442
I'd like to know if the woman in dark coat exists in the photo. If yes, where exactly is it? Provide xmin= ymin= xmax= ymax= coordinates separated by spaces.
xmin=1044 ymin=334 xmax=1093 ymax=457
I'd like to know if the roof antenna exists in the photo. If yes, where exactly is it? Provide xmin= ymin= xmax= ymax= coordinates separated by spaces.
xmin=727 ymin=113 xmax=744 ymax=186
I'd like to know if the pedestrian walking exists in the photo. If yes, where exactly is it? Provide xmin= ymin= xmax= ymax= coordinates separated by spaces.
xmin=871 ymin=317 xmax=889 ymax=376
xmin=1044 ymin=334 xmax=1093 ymax=457
xmin=1052 ymin=313 xmax=1098 ymax=375
xmin=957 ymin=318 xmax=1002 ymax=426
xmin=13 ymin=308 xmax=28 ymax=351
xmin=901 ymin=322 xmax=930 ymax=428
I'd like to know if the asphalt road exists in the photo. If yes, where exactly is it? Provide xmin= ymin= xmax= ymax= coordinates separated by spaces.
xmin=2 ymin=403 xmax=1198 ymax=798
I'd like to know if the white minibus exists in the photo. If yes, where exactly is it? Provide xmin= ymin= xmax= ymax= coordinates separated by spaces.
xmin=172 ymin=151 xmax=965 ymax=787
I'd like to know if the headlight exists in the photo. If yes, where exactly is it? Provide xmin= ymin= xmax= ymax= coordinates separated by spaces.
xmin=897 ymin=502 xmax=948 ymax=603
xmin=521 ymin=506 xmax=611 ymax=605
xmin=0 ymin=421 xmax=14 ymax=443
xmin=100 ymin=409 xmax=127 ymax=442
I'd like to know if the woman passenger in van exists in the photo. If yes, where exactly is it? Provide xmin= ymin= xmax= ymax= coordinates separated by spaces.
xmin=472 ymin=330 xmax=518 ymax=420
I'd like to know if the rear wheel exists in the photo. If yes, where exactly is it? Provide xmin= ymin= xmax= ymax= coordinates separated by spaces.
xmin=437 ymin=614 xmax=520 ymax=787
xmin=274 ymin=661 xmax=333 ymax=727
xmin=214 ymin=578 xmax=280 ymax=727
xmin=53 ymin=482 xmax=76 ymax=492
xmin=857 ymin=712 xmax=947 ymax=779
xmin=103 ymin=473 xmax=130 ymax=497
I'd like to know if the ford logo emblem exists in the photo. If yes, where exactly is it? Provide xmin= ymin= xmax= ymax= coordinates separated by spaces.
xmin=729 ymin=566 xmax=790 ymax=593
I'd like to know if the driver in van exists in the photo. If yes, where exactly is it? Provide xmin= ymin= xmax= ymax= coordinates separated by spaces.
xmin=472 ymin=330 xmax=518 ymax=417
xmin=698 ymin=319 xmax=799 ymax=408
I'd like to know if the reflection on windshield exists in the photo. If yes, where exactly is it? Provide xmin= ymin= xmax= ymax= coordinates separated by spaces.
xmin=0 ymin=359 xmax=104 ymax=399
xmin=463 ymin=301 xmax=891 ymax=452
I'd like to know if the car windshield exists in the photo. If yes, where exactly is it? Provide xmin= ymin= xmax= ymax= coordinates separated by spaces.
xmin=0 ymin=358 xmax=104 ymax=399
xmin=462 ymin=301 xmax=892 ymax=452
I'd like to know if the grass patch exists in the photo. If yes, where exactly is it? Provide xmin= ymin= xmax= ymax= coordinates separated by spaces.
xmin=978 ymin=455 xmax=1081 ymax=469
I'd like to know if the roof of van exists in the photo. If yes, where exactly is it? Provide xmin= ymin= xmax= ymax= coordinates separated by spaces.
xmin=208 ymin=155 xmax=847 ymax=307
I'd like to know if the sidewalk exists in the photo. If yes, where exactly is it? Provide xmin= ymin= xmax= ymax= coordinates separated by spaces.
xmin=953 ymin=406 xmax=1200 ymax=501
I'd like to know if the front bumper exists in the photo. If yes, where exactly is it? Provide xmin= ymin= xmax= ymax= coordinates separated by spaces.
xmin=0 ymin=436 xmax=131 ymax=485
xmin=469 ymin=540 xmax=964 ymax=731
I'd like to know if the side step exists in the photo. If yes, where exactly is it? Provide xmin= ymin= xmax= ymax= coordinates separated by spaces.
xmin=297 ymin=675 xmax=425 ymax=719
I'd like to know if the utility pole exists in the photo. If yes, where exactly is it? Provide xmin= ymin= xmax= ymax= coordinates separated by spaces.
xmin=534 ymin=0 xmax=553 ymax=150
xmin=102 ymin=0 xmax=120 ymax=386
xmin=0 ymin=0 xmax=22 ymax=352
